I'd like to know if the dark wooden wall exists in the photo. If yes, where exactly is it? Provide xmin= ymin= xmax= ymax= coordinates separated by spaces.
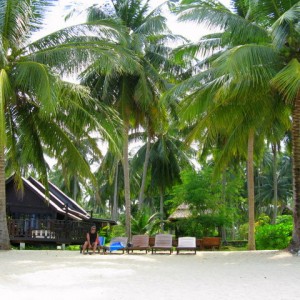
xmin=6 ymin=180 xmax=57 ymax=219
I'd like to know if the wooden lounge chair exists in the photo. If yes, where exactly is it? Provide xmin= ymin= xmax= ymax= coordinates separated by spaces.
xmin=151 ymin=234 xmax=173 ymax=254
xmin=126 ymin=235 xmax=151 ymax=254
xmin=176 ymin=237 xmax=197 ymax=254
xmin=103 ymin=237 xmax=128 ymax=254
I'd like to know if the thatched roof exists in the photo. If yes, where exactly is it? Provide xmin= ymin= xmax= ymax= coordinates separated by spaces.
xmin=168 ymin=203 xmax=192 ymax=221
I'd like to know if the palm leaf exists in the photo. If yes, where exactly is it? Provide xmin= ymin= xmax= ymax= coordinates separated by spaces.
xmin=271 ymin=58 xmax=300 ymax=104
xmin=0 ymin=69 xmax=13 ymax=149
xmin=271 ymin=2 xmax=300 ymax=48
xmin=178 ymin=0 xmax=269 ymax=44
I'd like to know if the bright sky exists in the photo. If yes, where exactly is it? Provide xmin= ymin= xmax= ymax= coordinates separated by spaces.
xmin=37 ymin=0 xmax=232 ymax=42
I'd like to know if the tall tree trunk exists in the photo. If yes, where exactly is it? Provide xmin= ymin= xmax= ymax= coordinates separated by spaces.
xmin=292 ymin=92 xmax=300 ymax=250
xmin=138 ymin=128 xmax=151 ymax=209
xmin=247 ymin=128 xmax=256 ymax=250
xmin=221 ymin=170 xmax=227 ymax=242
xmin=159 ymin=188 xmax=164 ymax=232
xmin=123 ymin=120 xmax=131 ymax=240
xmin=272 ymin=144 xmax=278 ymax=225
xmin=0 ymin=146 xmax=10 ymax=250
xmin=112 ymin=164 xmax=119 ymax=221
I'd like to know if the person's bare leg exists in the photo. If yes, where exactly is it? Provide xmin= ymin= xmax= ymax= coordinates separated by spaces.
xmin=82 ymin=241 xmax=88 ymax=254
xmin=92 ymin=242 xmax=97 ymax=254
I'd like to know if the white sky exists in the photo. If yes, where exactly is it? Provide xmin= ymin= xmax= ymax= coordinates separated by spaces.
xmin=37 ymin=0 xmax=232 ymax=42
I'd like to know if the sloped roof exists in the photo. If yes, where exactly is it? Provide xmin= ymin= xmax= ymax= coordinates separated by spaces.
xmin=6 ymin=175 xmax=88 ymax=221
xmin=168 ymin=203 xmax=192 ymax=221
xmin=28 ymin=177 xmax=90 ymax=220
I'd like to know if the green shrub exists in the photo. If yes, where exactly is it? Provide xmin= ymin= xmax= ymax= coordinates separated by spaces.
xmin=238 ymin=223 xmax=248 ymax=240
xmin=110 ymin=225 xmax=126 ymax=238
xmin=276 ymin=215 xmax=293 ymax=224
xmin=255 ymin=221 xmax=293 ymax=250
xmin=175 ymin=218 xmax=205 ymax=237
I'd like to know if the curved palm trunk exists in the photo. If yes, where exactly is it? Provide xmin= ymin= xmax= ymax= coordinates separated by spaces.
xmin=247 ymin=128 xmax=256 ymax=250
xmin=0 ymin=146 xmax=10 ymax=250
xmin=292 ymin=92 xmax=300 ymax=250
xmin=138 ymin=129 xmax=151 ymax=209
xmin=272 ymin=144 xmax=278 ymax=225
xmin=112 ymin=164 xmax=119 ymax=221
xmin=123 ymin=120 xmax=131 ymax=240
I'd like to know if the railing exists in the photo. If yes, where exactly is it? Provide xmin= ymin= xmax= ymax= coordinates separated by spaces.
xmin=7 ymin=219 xmax=92 ymax=245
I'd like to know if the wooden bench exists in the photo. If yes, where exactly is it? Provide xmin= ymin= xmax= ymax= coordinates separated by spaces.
xmin=202 ymin=237 xmax=221 ymax=250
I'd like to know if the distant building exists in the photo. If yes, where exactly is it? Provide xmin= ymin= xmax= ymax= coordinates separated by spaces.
xmin=6 ymin=176 xmax=116 ymax=245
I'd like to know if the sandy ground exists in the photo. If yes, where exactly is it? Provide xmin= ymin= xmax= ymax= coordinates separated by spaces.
xmin=0 ymin=250 xmax=299 ymax=300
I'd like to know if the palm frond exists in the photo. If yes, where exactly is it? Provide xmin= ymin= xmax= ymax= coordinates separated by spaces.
xmin=0 ymin=69 xmax=13 ymax=149
xmin=214 ymin=44 xmax=280 ymax=87
xmin=178 ymin=0 xmax=269 ymax=44
xmin=14 ymin=61 xmax=58 ymax=114
xmin=271 ymin=2 xmax=300 ymax=48
xmin=136 ymin=14 xmax=169 ymax=35
xmin=174 ymin=33 xmax=223 ymax=62
xmin=271 ymin=58 xmax=300 ymax=104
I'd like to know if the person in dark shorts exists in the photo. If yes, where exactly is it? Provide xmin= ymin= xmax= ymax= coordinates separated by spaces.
xmin=82 ymin=225 xmax=99 ymax=254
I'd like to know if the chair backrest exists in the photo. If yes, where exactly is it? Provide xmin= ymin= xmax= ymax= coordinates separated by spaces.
xmin=110 ymin=237 xmax=128 ymax=247
xmin=98 ymin=236 xmax=106 ymax=246
xmin=178 ymin=237 xmax=196 ymax=248
xmin=131 ymin=235 xmax=149 ymax=247
xmin=154 ymin=234 xmax=173 ymax=247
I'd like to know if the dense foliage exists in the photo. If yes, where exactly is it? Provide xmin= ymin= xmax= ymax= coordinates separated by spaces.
xmin=255 ymin=215 xmax=293 ymax=250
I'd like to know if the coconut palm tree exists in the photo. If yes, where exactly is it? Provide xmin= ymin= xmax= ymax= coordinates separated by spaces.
xmin=170 ymin=0 xmax=294 ymax=249
xmin=0 ymin=0 xmax=127 ymax=250
xmin=80 ymin=0 xmax=180 ymax=238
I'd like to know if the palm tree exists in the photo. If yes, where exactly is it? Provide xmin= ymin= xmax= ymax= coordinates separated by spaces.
xmin=133 ymin=130 xmax=193 ymax=229
xmin=80 ymin=0 xmax=178 ymax=239
xmin=0 ymin=0 xmax=125 ymax=249
xmin=255 ymin=147 xmax=293 ymax=218
xmin=171 ymin=0 xmax=293 ymax=249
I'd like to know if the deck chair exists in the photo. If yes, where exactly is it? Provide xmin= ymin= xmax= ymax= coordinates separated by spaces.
xmin=103 ymin=237 xmax=128 ymax=254
xmin=151 ymin=234 xmax=173 ymax=254
xmin=126 ymin=235 xmax=151 ymax=254
xmin=96 ymin=236 xmax=106 ymax=254
xmin=176 ymin=237 xmax=197 ymax=254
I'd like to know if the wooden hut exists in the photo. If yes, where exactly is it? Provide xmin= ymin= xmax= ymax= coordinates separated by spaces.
xmin=6 ymin=176 xmax=116 ymax=246
xmin=168 ymin=203 xmax=192 ymax=222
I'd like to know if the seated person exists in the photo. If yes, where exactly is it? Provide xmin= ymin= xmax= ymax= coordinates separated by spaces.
xmin=82 ymin=225 xmax=99 ymax=254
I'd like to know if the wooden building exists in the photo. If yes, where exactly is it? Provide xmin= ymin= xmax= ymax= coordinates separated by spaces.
xmin=6 ymin=176 xmax=116 ymax=245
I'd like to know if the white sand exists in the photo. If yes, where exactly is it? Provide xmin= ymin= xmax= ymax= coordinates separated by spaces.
xmin=0 ymin=250 xmax=299 ymax=300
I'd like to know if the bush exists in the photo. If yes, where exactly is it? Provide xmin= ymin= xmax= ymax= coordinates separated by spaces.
xmin=276 ymin=215 xmax=293 ymax=224
xmin=238 ymin=223 xmax=248 ymax=240
xmin=255 ymin=221 xmax=293 ymax=250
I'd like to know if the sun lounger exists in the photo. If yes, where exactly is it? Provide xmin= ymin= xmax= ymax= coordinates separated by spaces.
xmin=103 ymin=237 xmax=128 ymax=254
xmin=126 ymin=235 xmax=151 ymax=254
xmin=176 ymin=237 xmax=197 ymax=254
xmin=151 ymin=234 xmax=173 ymax=254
